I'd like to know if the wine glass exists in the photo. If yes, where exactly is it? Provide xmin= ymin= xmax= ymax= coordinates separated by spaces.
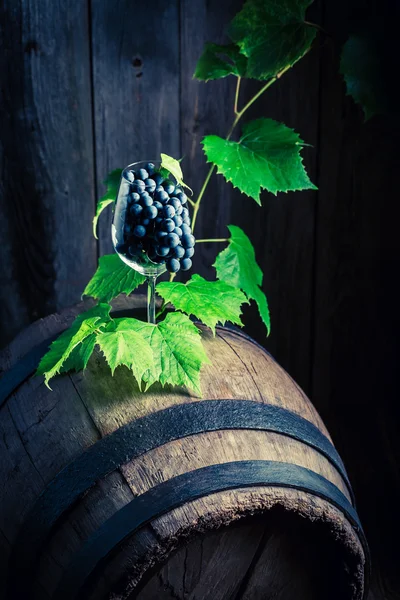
xmin=111 ymin=161 xmax=170 ymax=324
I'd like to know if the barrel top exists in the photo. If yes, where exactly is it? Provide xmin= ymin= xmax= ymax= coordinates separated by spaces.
xmin=0 ymin=296 xmax=330 ymax=439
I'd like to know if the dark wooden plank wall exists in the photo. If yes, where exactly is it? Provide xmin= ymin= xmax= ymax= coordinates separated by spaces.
xmin=91 ymin=0 xmax=181 ymax=256
xmin=0 ymin=0 xmax=97 ymax=341
xmin=312 ymin=1 xmax=400 ymax=598
xmin=0 ymin=1 xmax=399 ymax=598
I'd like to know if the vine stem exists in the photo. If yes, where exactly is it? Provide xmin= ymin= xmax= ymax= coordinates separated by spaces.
xmin=234 ymin=62 xmax=292 ymax=122
xmin=234 ymin=76 xmax=241 ymax=115
xmin=191 ymin=63 xmax=294 ymax=234
xmin=191 ymin=164 xmax=215 ymax=232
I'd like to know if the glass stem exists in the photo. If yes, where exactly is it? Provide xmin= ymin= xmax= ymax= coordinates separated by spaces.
xmin=147 ymin=275 xmax=157 ymax=324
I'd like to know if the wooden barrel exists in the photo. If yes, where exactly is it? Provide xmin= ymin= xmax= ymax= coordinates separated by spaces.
xmin=0 ymin=297 xmax=369 ymax=600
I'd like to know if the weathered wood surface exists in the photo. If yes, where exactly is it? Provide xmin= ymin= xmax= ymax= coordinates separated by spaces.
xmin=0 ymin=0 xmax=97 ymax=345
xmin=137 ymin=509 xmax=354 ymax=600
xmin=0 ymin=300 xmax=365 ymax=599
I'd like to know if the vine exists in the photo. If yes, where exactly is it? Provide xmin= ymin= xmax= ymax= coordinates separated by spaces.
xmin=37 ymin=0 xmax=376 ymax=393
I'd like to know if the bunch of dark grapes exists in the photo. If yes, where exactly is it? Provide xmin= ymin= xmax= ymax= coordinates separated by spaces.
xmin=117 ymin=163 xmax=195 ymax=273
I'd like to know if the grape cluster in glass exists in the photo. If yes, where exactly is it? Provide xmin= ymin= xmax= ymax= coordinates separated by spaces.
xmin=115 ymin=163 xmax=195 ymax=274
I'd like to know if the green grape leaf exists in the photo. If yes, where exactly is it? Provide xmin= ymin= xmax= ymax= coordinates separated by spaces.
xmin=83 ymin=253 xmax=146 ymax=303
xmin=160 ymin=153 xmax=193 ymax=194
xmin=228 ymin=0 xmax=316 ymax=80
xmin=194 ymin=42 xmax=247 ymax=81
xmin=156 ymin=274 xmax=248 ymax=334
xmin=60 ymin=334 xmax=97 ymax=374
xmin=96 ymin=318 xmax=154 ymax=384
xmin=202 ymin=118 xmax=316 ymax=203
xmin=214 ymin=225 xmax=270 ymax=334
xmin=93 ymin=169 xmax=122 ymax=239
xmin=127 ymin=312 xmax=210 ymax=395
xmin=36 ymin=303 xmax=112 ymax=387
xmin=340 ymin=29 xmax=392 ymax=121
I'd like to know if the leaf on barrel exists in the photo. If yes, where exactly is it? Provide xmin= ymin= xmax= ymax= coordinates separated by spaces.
xmin=128 ymin=312 xmax=210 ymax=395
xmin=214 ymin=225 xmax=270 ymax=334
xmin=36 ymin=303 xmax=112 ymax=387
xmin=60 ymin=334 xmax=97 ymax=374
xmin=156 ymin=274 xmax=248 ymax=334
xmin=83 ymin=253 xmax=145 ymax=303
xmin=96 ymin=318 xmax=154 ymax=384
xmin=202 ymin=118 xmax=316 ymax=203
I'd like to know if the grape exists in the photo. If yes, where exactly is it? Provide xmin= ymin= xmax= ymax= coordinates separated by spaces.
xmin=163 ymin=205 xmax=175 ymax=218
xmin=155 ymin=189 xmax=169 ymax=204
xmin=181 ymin=234 xmax=195 ymax=248
xmin=134 ymin=224 xmax=146 ymax=238
xmin=162 ymin=218 xmax=175 ymax=232
xmin=145 ymin=178 xmax=156 ymax=193
xmin=144 ymin=205 xmax=158 ymax=219
xmin=163 ymin=180 xmax=175 ymax=194
xmin=153 ymin=173 xmax=164 ymax=186
xmin=126 ymin=170 xmax=135 ymax=182
xmin=157 ymin=246 xmax=170 ymax=257
xmin=181 ymin=223 xmax=191 ymax=235
xmin=137 ymin=168 xmax=149 ymax=180
xmin=181 ymin=258 xmax=192 ymax=271
xmin=173 ymin=215 xmax=183 ymax=227
xmin=174 ymin=245 xmax=185 ymax=259
xmin=165 ymin=233 xmax=180 ymax=248
xmin=140 ymin=193 xmax=153 ymax=207
xmin=131 ymin=180 xmax=145 ymax=193
xmin=169 ymin=197 xmax=181 ymax=211
xmin=129 ymin=192 xmax=140 ymax=204
xmin=175 ymin=190 xmax=187 ymax=203
xmin=130 ymin=203 xmax=143 ymax=217
xmin=119 ymin=167 xmax=195 ymax=272
xmin=156 ymin=230 xmax=168 ymax=242
xmin=167 ymin=258 xmax=180 ymax=273
xmin=184 ymin=247 xmax=194 ymax=258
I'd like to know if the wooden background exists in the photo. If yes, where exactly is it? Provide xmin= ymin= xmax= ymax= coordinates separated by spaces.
xmin=0 ymin=0 xmax=399 ymax=598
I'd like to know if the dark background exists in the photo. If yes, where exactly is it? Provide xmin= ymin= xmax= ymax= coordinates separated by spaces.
xmin=0 ymin=0 xmax=399 ymax=598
